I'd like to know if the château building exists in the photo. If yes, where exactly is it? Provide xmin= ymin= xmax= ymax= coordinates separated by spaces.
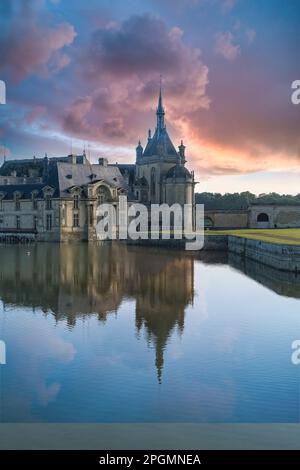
xmin=0 ymin=88 xmax=196 ymax=242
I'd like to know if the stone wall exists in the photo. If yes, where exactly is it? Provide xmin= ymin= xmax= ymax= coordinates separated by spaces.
xmin=249 ymin=204 xmax=300 ymax=228
xmin=205 ymin=210 xmax=248 ymax=229
xmin=228 ymin=235 xmax=300 ymax=273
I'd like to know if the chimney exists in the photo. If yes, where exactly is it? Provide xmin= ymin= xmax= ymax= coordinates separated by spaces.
xmin=98 ymin=157 xmax=108 ymax=167
xmin=68 ymin=154 xmax=77 ymax=164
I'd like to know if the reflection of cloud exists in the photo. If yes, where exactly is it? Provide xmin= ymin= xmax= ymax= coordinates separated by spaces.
xmin=216 ymin=326 xmax=239 ymax=354
xmin=2 ymin=311 xmax=76 ymax=420
xmin=46 ymin=335 xmax=76 ymax=363
xmin=36 ymin=382 xmax=61 ymax=406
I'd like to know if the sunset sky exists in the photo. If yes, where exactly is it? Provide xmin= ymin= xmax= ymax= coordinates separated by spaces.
xmin=0 ymin=0 xmax=299 ymax=194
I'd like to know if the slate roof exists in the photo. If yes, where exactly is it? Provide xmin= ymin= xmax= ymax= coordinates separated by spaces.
xmin=56 ymin=162 xmax=126 ymax=196
xmin=0 ymin=157 xmax=127 ymax=199
xmin=166 ymin=164 xmax=192 ymax=180
xmin=143 ymin=127 xmax=178 ymax=158
xmin=0 ymin=183 xmax=46 ymax=200
xmin=0 ymin=158 xmax=45 ymax=177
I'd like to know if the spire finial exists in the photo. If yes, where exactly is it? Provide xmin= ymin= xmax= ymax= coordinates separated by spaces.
xmin=156 ymin=75 xmax=165 ymax=133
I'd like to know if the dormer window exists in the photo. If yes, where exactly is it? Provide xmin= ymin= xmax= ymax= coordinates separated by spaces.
xmin=45 ymin=195 xmax=52 ymax=210
xmin=73 ymin=194 xmax=79 ymax=209
xmin=97 ymin=186 xmax=110 ymax=204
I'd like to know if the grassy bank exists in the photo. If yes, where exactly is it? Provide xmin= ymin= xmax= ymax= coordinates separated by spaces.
xmin=206 ymin=228 xmax=300 ymax=245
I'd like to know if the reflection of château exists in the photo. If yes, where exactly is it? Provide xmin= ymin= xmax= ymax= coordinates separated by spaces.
xmin=0 ymin=243 xmax=194 ymax=381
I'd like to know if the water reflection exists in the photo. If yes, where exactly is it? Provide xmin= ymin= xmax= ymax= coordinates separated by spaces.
xmin=228 ymin=252 xmax=300 ymax=299
xmin=0 ymin=244 xmax=197 ymax=382
xmin=1 ymin=243 xmax=300 ymax=423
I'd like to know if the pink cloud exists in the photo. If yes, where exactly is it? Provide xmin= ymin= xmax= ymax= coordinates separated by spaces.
xmin=214 ymin=31 xmax=241 ymax=61
xmin=0 ymin=3 xmax=76 ymax=81
xmin=63 ymin=15 xmax=209 ymax=145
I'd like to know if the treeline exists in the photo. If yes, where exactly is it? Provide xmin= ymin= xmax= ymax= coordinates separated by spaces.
xmin=195 ymin=192 xmax=300 ymax=210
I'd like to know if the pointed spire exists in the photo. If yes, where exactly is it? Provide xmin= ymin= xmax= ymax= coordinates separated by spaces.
xmin=136 ymin=139 xmax=143 ymax=160
xmin=156 ymin=75 xmax=165 ymax=133
xmin=178 ymin=140 xmax=186 ymax=163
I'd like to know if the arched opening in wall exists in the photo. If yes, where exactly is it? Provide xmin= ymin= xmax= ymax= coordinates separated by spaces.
xmin=97 ymin=186 xmax=111 ymax=205
xmin=150 ymin=167 xmax=156 ymax=200
xmin=204 ymin=217 xmax=214 ymax=228
xmin=257 ymin=213 xmax=269 ymax=222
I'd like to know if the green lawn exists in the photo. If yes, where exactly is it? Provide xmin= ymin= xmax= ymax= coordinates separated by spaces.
xmin=206 ymin=228 xmax=300 ymax=245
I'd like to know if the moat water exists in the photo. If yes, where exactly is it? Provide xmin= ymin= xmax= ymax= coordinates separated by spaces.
xmin=0 ymin=243 xmax=300 ymax=423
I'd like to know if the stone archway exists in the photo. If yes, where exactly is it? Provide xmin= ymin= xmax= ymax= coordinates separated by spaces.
xmin=204 ymin=216 xmax=214 ymax=228
xmin=256 ymin=212 xmax=270 ymax=228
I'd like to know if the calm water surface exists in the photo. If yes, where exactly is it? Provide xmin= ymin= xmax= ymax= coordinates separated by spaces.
xmin=0 ymin=243 xmax=300 ymax=423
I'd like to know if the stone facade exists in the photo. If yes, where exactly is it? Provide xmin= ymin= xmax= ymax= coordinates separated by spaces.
xmin=205 ymin=205 xmax=300 ymax=230
xmin=249 ymin=203 xmax=300 ymax=229
xmin=204 ymin=210 xmax=249 ymax=229
xmin=0 ymin=89 xmax=196 ymax=242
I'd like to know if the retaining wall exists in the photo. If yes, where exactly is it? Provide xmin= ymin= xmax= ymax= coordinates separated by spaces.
xmin=228 ymin=236 xmax=300 ymax=273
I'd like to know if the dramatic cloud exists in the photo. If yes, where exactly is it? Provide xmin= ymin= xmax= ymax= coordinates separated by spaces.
xmin=63 ymin=14 xmax=209 ymax=146
xmin=214 ymin=31 xmax=241 ymax=61
xmin=0 ymin=0 xmax=76 ymax=81
xmin=0 ymin=0 xmax=299 ymax=193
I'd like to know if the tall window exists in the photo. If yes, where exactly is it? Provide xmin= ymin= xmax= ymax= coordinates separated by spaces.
xmin=32 ymin=194 xmax=38 ymax=210
xmin=33 ymin=216 xmax=38 ymax=231
xmin=15 ymin=195 xmax=20 ymax=211
xmin=89 ymin=205 xmax=94 ymax=226
xmin=16 ymin=215 xmax=20 ymax=230
xmin=73 ymin=194 xmax=79 ymax=209
xmin=46 ymin=214 xmax=52 ymax=231
xmin=73 ymin=212 xmax=79 ymax=227
xmin=151 ymin=167 xmax=156 ymax=199
xmin=0 ymin=197 xmax=3 ymax=211
xmin=45 ymin=195 xmax=52 ymax=210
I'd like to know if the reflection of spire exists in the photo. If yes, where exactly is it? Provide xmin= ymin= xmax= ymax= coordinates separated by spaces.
xmin=0 ymin=244 xmax=195 ymax=383
xmin=156 ymin=76 xmax=165 ymax=134
xmin=155 ymin=336 xmax=166 ymax=384
xmin=134 ymin=255 xmax=194 ymax=383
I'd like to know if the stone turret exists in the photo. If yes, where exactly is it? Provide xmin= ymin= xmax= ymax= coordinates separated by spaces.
xmin=136 ymin=140 xmax=143 ymax=160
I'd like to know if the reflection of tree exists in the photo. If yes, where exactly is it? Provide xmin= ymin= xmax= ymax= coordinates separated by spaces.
xmin=0 ymin=244 xmax=194 ymax=381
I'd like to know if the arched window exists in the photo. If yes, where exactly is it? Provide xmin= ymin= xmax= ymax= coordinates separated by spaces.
xmin=97 ymin=186 xmax=110 ymax=205
xmin=257 ymin=213 xmax=269 ymax=222
xmin=204 ymin=217 xmax=214 ymax=228
xmin=151 ymin=167 xmax=156 ymax=198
